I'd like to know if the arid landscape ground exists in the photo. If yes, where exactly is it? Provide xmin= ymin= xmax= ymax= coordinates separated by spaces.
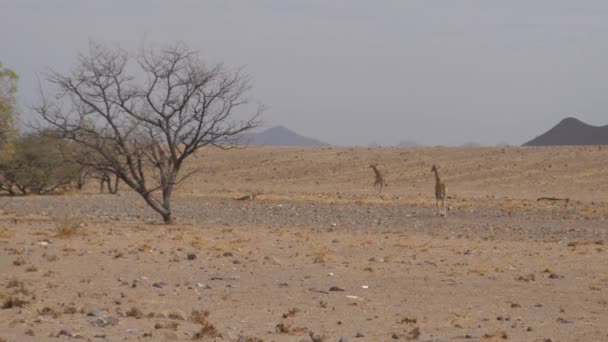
xmin=1 ymin=146 xmax=607 ymax=341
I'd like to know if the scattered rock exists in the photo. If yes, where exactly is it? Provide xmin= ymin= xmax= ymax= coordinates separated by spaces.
xmin=309 ymin=331 xmax=325 ymax=342
xmin=56 ymin=330 xmax=73 ymax=338
xmin=406 ymin=327 xmax=420 ymax=340
xmin=86 ymin=310 xmax=108 ymax=317
xmin=516 ymin=273 xmax=535 ymax=282
xmin=187 ymin=253 xmax=197 ymax=260
xmin=329 ymin=286 xmax=344 ymax=292
xmin=399 ymin=317 xmax=417 ymax=324
xmin=93 ymin=316 xmax=118 ymax=327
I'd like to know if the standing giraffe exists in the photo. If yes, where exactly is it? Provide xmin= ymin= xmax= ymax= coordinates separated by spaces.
xmin=431 ymin=164 xmax=447 ymax=216
xmin=369 ymin=163 xmax=386 ymax=194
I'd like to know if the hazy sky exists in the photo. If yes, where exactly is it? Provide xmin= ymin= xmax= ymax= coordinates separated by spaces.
xmin=1 ymin=0 xmax=608 ymax=146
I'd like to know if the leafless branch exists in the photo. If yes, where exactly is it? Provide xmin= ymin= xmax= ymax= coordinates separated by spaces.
xmin=34 ymin=41 xmax=262 ymax=223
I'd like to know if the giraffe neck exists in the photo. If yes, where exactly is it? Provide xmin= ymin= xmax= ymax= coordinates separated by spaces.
xmin=433 ymin=169 xmax=441 ymax=184
xmin=372 ymin=166 xmax=380 ymax=176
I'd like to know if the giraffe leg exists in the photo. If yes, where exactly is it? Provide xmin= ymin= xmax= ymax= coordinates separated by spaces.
xmin=436 ymin=199 xmax=439 ymax=216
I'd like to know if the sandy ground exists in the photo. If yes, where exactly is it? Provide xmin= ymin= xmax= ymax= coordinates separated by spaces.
xmin=0 ymin=146 xmax=607 ymax=341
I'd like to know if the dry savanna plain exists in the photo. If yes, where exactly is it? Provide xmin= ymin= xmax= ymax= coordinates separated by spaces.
xmin=1 ymin=146 xmax=608 ymax=342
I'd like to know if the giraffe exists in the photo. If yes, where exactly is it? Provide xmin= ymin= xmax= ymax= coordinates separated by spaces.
xmin=431 ymin=164 xmax=447 ymax=216
xmin=369 ymin=163 xmax=386 ymax=195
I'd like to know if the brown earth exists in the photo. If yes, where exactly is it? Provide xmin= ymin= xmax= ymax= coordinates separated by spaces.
xmin=0 ymin=146 xmax=607 ymax=341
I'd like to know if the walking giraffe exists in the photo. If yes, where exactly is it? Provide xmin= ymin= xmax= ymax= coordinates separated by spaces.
xmin=369 ymin=163 xmax=386 ymax=195
xmin=431 ymin=164 xmax=447 ymax=216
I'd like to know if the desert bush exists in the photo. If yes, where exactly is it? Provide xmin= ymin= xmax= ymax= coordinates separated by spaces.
xmin=0 ymin=131 xmax=79 ymax=195
xmin=0 ymin=62 xmax=19 ymax=158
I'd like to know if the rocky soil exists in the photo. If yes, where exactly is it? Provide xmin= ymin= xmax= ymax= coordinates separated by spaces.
xmin=0 ymin=146 xmax=607 ymax=341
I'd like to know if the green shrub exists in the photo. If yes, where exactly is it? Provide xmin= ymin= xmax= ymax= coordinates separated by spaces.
xmin=0 ymin=131 xmax=79 ymax=194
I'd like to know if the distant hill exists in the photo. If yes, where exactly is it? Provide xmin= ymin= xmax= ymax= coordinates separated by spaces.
xmin=524 ymin=117 xmax=608 ymax=146
xmin=238 ymin=126 xmax=328 ymax=146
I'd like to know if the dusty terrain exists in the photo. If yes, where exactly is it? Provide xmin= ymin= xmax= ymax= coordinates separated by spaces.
xmin=0 ymin=146 xmax=607 ymax=341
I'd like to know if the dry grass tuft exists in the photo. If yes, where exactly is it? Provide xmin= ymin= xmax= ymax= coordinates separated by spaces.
xmin=54 ymin=217 xmax=83 ymax=238
xmin=311 ymin=247 xmax=331 ymax=264
xmin=38 ymin=306 xmax=61 ymax=318
xmin=126 ymin=307 xmax=144 ymax=318
xmin=63 ymin=307 xmax=77 ymax=314
xmin=192 ymin=323 xmax=220 ymax=340
xmin=6 ymin=279 xmax=24 ymax=289
xmin=167 ymin=312 xmax=185 ymax=320
xmin=12 ymin=257 xmax=26 ymax=266
xmin=2 ymin=295 xmax=29 ymax=309
xmin=189 ymin=310 xmax=220 ymax=339
xmin=481 ymin=330 xmax=509 ymax=341
xmin=1 ymin=279 xmax=34 ymax=310
xmin=282 ymin=307 xmax=300 ymax=318
xmin=275 ymin=322 xmax=291 ymax=334
xmin=138 ymin=243 xmax=153 ymax=252
xmin=189 ymin=310 xmax=210 ymax=325
xmin=154 ymin=321 xmax=179 ymax=330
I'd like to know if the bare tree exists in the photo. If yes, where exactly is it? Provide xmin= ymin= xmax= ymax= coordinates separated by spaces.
xmin=35 ymin=42 xmax=261 ymax=223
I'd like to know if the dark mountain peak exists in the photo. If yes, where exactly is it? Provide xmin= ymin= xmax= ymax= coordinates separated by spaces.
xmin=239 ymin=125 xmax=328 ymax=146
xmin=556 ymin=117 xmax=586 ymax=127
xmin=524 ymin=117 xmax=608 ymax=146
xmin=264 ymin=125 xmax=291 ymax=133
